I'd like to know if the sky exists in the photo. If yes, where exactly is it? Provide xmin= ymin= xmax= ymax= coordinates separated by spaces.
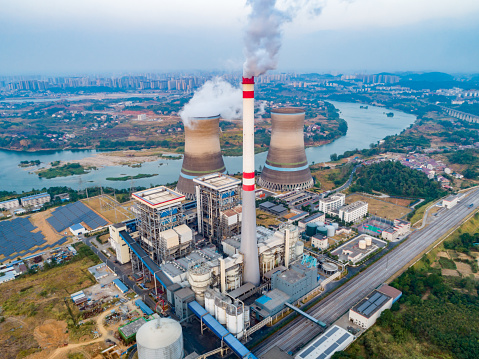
xmin=1 ymin=0 xmax=478 ymax=76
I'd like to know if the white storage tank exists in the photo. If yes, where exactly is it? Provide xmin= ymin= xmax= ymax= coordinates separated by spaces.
xmin=215 ymin=296 xmax=230 ymax=325
xmin=326 ymin=225 xmax=336 ymax=237
xmin=204 ymin=290 xmax=215 ymax=316
xmin=331 ymin=222 xmax=339 ymax=229
xmin=365 ymin=236 xmax=372 ymax=246
xmin=137 ymin=318 xmax=183 ymax=359
xmin=359 ymin=239 xmax=367 ymax=249
xmin=295 ymin=241 xmax=304 ymax=257
xmin=226 ymin=302 xmax=245 ymax=339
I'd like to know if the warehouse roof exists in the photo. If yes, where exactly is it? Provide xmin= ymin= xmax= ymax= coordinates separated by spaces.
xmin=296 ymin=325 xmax=354 ymax=359
xmin=351 ymin=290 xmax=391 ymax=318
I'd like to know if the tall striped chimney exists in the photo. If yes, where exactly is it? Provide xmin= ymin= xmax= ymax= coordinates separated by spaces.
xmin=240 ymin=76 xmax=260 ymax=286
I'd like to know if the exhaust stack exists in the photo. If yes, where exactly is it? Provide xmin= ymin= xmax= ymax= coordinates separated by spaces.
xmin=240 ymin=76 xmax=260 ymax=286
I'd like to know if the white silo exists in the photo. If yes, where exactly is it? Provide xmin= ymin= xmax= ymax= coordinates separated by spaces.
xmin=295 ymin=241 xmax=304 ymax=257
xmin=326 ymin=225 xmax=336 ymax=237
xmin=204 ymin=290 xmax=215 ymax=316
xmin=215 ymin=296 xmax=230 ymax=325
xmin=137 ymin=318 xmax=183 ymax=359
xmin=359 ymin=239 xmax=367 ymax=249
xmin=365 ymin=236 xmax=372 ymax=246
xmin=226 ymin=302 xmax=245 ymax=339
xmin=331 ymin=222 xmax=339 ymax=230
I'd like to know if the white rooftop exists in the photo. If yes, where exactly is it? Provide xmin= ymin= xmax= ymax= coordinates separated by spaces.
xmin=132 ymin=186 xmax=185 ymax=208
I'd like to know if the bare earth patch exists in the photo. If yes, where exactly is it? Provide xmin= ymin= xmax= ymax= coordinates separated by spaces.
xmin=33 ymin=320 xmax=68 ymax=349
xmin=441 ymin=269 xmax=460 ymax=277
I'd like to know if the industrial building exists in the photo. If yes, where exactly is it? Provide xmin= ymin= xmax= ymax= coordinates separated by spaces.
xmin=441 ymin=193 xmax=465 ymax=209
xmin=252 ymin=263 xmax=319 ymax=318
xmin=295 ymin=325 xmax=355 ymax=359
xmin=194 ymin=173 xmax=242 ymax=244
xmin=258 ymin=107 xmax=314 ymax=191
xmin=20 ymin=192 xmax=50 ymax=208
xmin=338 ymin=201 xmax=368 ymax=223
xmin=132 ymin=186 xmax=193 ymax=264
xmin=318 ymin=193 xmax=345 ymax=214
xmin=109 ymin=223 xmax=133 ymax=264
xmin=331 ymin=234 xmax=387 ymax=265
xmin=222 ymin=224 xmax=304 ymax=278
xmin=381 ymin=219 xmax=411 ymax=241
xmin=69 ymin=223 xmax=87 ymax=236
xmin=0 ymin=198 xmax=19 ymax=210
xmin=349 ymin=284 xmax=402 ymax=329
xmin=298 ymin=212 xmax=326 ymax=229
xmin=311 ymin=233 xmax=329 ymax=250
xmin=136 ymin=318 xmax=184 ymax=359
xmin=176 ymin=115 xmax=227 ymax=199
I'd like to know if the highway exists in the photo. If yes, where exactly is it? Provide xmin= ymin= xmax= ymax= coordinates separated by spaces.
xmin=253 ymin=188 xmax=479 ymax=357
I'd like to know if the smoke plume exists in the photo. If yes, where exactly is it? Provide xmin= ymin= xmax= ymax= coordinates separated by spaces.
xmin=179 ymin=77 xmax=242 ymax=127
xmin=243 ymin=0 xmax=323 ymax=78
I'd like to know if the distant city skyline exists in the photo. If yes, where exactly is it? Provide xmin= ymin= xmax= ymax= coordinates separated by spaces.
xmin=1 ymin=0 xmax=478 ymax=75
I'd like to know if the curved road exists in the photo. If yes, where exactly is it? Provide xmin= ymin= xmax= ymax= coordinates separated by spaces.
xmin=253 ymin=189 xmax=479 ymax=356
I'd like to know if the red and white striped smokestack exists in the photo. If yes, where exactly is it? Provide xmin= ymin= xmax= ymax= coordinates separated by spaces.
xmin=240 ymin=76 xmax=261 ymax=286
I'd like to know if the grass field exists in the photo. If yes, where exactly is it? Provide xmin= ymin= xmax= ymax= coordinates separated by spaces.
xmin=0 ymin=244 xmax=100 ymax=359
xmin=256 ymin=209 xmax=282 ymax=227
xmin=346 ymin=193 xmax=412 ymax=220
xmin=81 ymin=195 xmax=134 ymax=224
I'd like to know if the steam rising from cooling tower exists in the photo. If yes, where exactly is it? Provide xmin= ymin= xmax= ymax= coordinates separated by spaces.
xmin=179 ymin=78 xmax=242 ymax=126
xmin=243 ymin=0 xmax=323 ymax=78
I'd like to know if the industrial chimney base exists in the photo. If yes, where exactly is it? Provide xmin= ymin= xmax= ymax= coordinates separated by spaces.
xmin=257 ymin=177 xmax=314 ymax=192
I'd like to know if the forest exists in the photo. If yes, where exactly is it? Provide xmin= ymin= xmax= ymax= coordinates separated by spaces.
xmin=350 ymin=161 xmax=446 ymax=199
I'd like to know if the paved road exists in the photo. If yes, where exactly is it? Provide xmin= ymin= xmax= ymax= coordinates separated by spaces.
xmin=332 ymin=165 xmax=359 ymax=193
xmin=253 ymin=189 xmax=479 ymax=357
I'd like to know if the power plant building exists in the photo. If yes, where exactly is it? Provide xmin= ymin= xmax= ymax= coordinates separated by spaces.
xmin=258 ymin=108 xmax=314 ymax=191
xmin=194 ymin=173 xmax=242 ymax=244
xmin=20 ymin=193 xmax=50 ymax=207
xmin=132 ymin=187 xmax=193 ymax=264
xmin=176 ymin=115 xmax=227 ymax=199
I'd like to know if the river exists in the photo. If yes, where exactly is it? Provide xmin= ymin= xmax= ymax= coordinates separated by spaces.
xmin=0 ymin=101 xmax=416 ymax=192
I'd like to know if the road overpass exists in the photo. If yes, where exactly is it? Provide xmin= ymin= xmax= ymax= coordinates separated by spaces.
xmin=252 ymin=189 xmax=479 ymax=357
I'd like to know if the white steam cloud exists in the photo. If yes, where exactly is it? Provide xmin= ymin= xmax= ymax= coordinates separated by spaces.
xmin=243 ymin=0 xmax=323 ymax=78
xmin=179 ymin=77 xmax=242 ymax=127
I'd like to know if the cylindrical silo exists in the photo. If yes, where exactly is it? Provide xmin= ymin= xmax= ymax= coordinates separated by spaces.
xmin=258 ymin=107 xmax=314 ymax=191
xmin=187 ymin=264 xmax=211 ymax=306
xmin=317 ymin=226 xmax=328 ymax=236
xmin=204 ymin=290 xmax=215 ymax=316
xmin=306 ymin=223 xmax=318 ymax=236
xmin=226 ymin=302 xmax=244 ymax=338
xmin=176 ymin=115 xmax=226 ymax=199
xmin=359 ymin=239 xmax=367 ymax=249
xmin=365 ymin=236 xmax=372 ymax=246
xmin=137 ymin=318 xmax=183 ymax=359
xmin=295 ymin=241 xmax=304 ymax=256
xmin=331 ymin=222 xmax=339 ymax=230
xmin=326 ymin=225 xmax=336 ymax=237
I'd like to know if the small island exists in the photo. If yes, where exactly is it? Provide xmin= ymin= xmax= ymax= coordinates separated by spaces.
xmin=18 ymin=160 xmax=40 ymax=167
xmin=360 ymin=105 xmax=369 ymax=109
xmin=37 ymin=163 xmax=91 ymax=179
xmin=386 ymin=112 xmax=394 ymax=117
xmin=106 ymin=173 xmax=158 ymax=181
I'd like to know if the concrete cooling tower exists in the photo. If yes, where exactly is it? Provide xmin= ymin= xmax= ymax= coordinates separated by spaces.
xmin=258 ymin=108 xmax=314 ymax=191
xmin=176 ymin=115 xmax=226 ymax=199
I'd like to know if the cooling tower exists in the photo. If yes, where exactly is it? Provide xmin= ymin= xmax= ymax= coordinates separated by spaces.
xmin=258 ymin=108 xmax=314 ymax=191
xmin=240 ymin=76 xmax=261 ymax=286
xmin=176 ymin=115 xmax=226 ymax=199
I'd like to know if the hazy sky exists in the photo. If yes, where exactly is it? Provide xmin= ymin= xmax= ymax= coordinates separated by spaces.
xmin=1 ymin=0 xmax=478 ymax=75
